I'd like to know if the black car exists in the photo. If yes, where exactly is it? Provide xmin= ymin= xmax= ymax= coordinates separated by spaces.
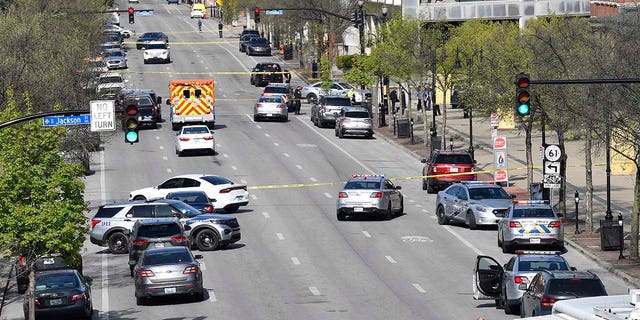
xmin=126 ymin=218 xmax=188 ymax=276
xmin=15 ymin=253 xmax=83 ymax=294
xmin=121 ymin=93 xmax=158 ymax=128
xmin=24 ymin=269 xmax=93 ymax=320
xmin=241 ymin=29 xmax=260 ymax=38
xmin=246 ymin=37 xmax=271 ymax=56
xmin=136 ymin=32 xmax=169 ymax=50
xmin=165 ymin=191 xmax=215 ymax=213
xmin=250 ymin=62 xmax=283 ymax=87
xmin=239 ymin=34 xmax=259 ymax=52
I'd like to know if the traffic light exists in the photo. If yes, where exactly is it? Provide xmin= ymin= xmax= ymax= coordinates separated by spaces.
xmin=515 ymin=73 xmax=531 ymax=116
xmin=124 ymin=104 xmax=139 ymax=144
xmin=253 ymin=7 xmax=260 ymax=24
xmin=350 ymin=12 xmax=357 ymax=27
xmin=128 ymin=7 xmax=135 ymax=24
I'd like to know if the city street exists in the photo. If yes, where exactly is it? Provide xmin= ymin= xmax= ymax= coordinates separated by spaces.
xmin=0 ymin=2 xmax=633 ymax=319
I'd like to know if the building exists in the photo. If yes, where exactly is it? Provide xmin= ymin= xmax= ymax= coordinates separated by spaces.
xmin=592 ymin=1 xmax=640 ymax=16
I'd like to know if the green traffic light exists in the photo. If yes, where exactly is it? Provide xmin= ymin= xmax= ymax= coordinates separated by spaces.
xmin=517 ymin=104 xmax=530 ymax=116
xmin=126 ymin=131 xmax=138 ymax=143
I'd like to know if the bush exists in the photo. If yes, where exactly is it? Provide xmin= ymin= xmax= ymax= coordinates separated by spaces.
xmin=337 ymin=55 xmax=358 ymax=69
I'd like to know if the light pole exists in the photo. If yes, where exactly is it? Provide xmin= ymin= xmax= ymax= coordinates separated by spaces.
xmin=357 ymin=0 xmax=365 ymax=56
xmin=452 ymin=46 xmax=481 ymax=161
xmin=574 ymin=190 xmax=580 ymax=234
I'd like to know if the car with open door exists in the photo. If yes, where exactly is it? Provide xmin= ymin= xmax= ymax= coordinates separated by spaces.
xmin=473 ymin=255 xmax=503 ymax=307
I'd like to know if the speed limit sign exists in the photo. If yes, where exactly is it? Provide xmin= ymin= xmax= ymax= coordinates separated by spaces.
xmin=544 ymin=145 xmax=562 ymax=162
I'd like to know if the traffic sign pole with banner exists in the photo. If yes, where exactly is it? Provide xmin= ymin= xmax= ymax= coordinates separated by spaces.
xmin=493 ymin=136 xmax=508 ymax=185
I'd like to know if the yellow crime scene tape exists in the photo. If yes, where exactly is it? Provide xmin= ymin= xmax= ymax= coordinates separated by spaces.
xmin=247 ymin=162 xmax=606 ymax=190
xmin=123 ymin=40 xmax=234 ymax=45
xmin=120 ymin=70 xmax=292 ymax=75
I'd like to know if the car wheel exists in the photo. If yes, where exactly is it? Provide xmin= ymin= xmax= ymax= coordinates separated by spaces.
xmin=171 ymin=123 xmax=180 ymax=131
xmin=151 ymin=122 xmax=158 ymax=129
xmin=250 ymin=78 xmax=255 ymax=85
xmin=136 ymin=296 xmax=147 ymax=306
xmin=503 ymin=291 xmax=514 ymax=315
xmin=384 ymin=203 xmax=393 ymax=220
xmin=133 ymin=195 xmax=146 ymax=201
xmin=502 ymin=240 xmax=512 ymax=254
xmin=195 ymin=229 xmax=220 ymax=251
xmin=307 ymin=94 xmax=317 ymax=104
xmin=337 ymin=212 xmax=346 ymax=221
xmin=498 ymin=233 xmax=503 ymax=247
xmin=108 ymin=232 xmax=129 ymax=254
xmin=426 ymin=179 xmax=435 ymax=194
xmin=338 ymin=129 xmax=344 ymax=138
xmin=422 ymin=179 xmax=428 ymax=190
xmin=397 ymin=199 xmax=404 ymax=215
xmin=130 ymin=264 xmax=135 ymax=277
xmin=143 ymin=59 xmax=148 ymax=64
xmin=335 ymin=128 xmax=339 ymax=137
xmin=253 ymin=115 xmax=259 ymax=121
xmin=436 ymin=205 xmax=449 ymax=225
xmin=194 ymin=290 xmax=206 ymax=302
xmin=224 ymin=205 xmax=239 ymax=213
xmin=467 ymin=211 xmax=478 ymax=230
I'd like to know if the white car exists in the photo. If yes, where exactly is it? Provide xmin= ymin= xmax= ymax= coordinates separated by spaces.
xmin=104 ymin=25 xmax=134 ymax=38
xmin=129 ymin=175 xmax=250 ymax=213
xmin=301 ymin=81 xmax=370 ymax=104
xmin=143 ymin=41 xmax=170 ymax=64
xmin=191 ymin=9 xmax=205 ymax=19
xmin=175 ymin=125 xmax=215 ymax=156
xmin=95 ymin=73 xmax=127 ymax=93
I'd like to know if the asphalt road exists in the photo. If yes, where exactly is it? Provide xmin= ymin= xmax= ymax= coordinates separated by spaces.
xmin=0 ymin=2 xmax=632 ymax=319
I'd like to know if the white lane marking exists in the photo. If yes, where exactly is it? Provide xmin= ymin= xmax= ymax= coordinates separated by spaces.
xmin=296 ymin=164 xmax=303 ymax=170
xmin=422 ymin=209 xmax=428 ymax=213
xmin=413 ymin=283 xmax=426 ymax=293
xmin=162 ymin=156 xmax=168 ymax=161
xmin=443 ymin=225 xmax=484 ymax=256
xmin=250 ymin=194 xmax=257 ymax=200
xmin=208 ymin=289 xmax=217 ymax=302
xmin=283 ymin=153 xmax=290 ymax=157
xmin=309 ymin=287 xmax=321 ymax=296
xmin=385 ymin=256 xmax=397 ymax=264
xmin=262 ymin=212 xmax=270 ymax=218
xmin=167 ymin=168 xmax=173 ymax=173
xmin=244 ymin=113 xmax=255 ymax=123
xmin=256 ymin=125 xmax=261 ymax=129
xmin=159 ymin=146 xmax=165 ymax=150
xmin=99 ymin=151 xmax=109 ymax=320
xmin=276 ymin=233 xmax=285 ymax=240
xmin=205 ymin=66 xmax=209 ymax=70
xmin=223 ymin=153 xmax=229 ymax=158
xmin=324 ymin=192 xmax=332 ymax=198
xmin=415 ymin=204 xmax=423 ymax=208
xmin=429 ymin=215 xmax=437 ymax=220
xmin=362 ymin=230 xmax=372 ymax=238
xmin=298 ymin=118 xmax=375 ymax=173
xmin=291 ymin=257 xmax=301 ymax=265
xmin=408 ymin=199 xmax=415 ymax=203
xmin=199 ymin=261 xmax=207 ymax=271
xmin=265 ymin=133 xmax=271 ymax=137
xmin=231 ymin=166 xmax=238 ymax=171
xmin=274 ymin=142 xmax=279 ymax=147
xmin=216 ymin=143 xmax=222 ymax=147
xmin=240 ymin=179 xmax=247 ymax=184
xmin=155 ymin=136 xmax=160 ymax=140
xmin=309 ymin=177 xmax=317 ymax=182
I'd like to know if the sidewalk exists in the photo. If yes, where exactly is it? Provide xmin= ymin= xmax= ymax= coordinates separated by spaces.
xmin=274 ymin=53 xmax=640 ymax=288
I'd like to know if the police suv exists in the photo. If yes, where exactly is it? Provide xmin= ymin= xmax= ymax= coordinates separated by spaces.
xmin=497 ymin=200 xmax=564 ymax=253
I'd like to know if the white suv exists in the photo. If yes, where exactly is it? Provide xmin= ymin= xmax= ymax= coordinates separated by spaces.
xmin=143 ymin=41 xmax=170 ymax=64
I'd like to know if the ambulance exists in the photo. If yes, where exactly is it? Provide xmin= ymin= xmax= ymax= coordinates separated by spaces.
xmin=167 ymin=79 xmax=215 ymax=131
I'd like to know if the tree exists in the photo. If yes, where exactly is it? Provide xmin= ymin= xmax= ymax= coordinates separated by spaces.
xmin=0 ymin=90 xmax=87 ymax=319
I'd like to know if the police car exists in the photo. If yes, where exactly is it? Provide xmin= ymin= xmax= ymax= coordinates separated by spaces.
xmin=336 ymin=174 xmax=403 ymax=221
xmin=473 ymin=251 xmax=575 ymax=315
xmin=497 ymin=200 xmax=564 ymax=253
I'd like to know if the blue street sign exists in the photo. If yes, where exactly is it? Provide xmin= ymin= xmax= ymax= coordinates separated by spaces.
xmin=43 ymin=115 xmax=91 ymax=127
xmin=136 ymin=10 xmax=154 ymax=16
xmin=265 ymin=10 xmax=283 ymax=15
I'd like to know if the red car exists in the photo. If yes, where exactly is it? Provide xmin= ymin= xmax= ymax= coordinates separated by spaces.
xmin=421 ymin=150 xmax=476 ymax=193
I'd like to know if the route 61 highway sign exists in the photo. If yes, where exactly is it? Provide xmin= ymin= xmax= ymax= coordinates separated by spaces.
xmin=544 ymin=144 xmax=561 ymax=162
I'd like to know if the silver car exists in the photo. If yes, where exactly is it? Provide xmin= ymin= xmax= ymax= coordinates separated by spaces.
xmin=104 ymin=50 xmax=127 ymax=69
xmin=435 ymin=182 xmax=513 ymax=229
xmin=498 ymin=200 xmax=564 ymax=253
xmin=133 ymin=246 xmax=204 ymax=305
xmin=311 ymin=95 xmax=351 ymax=128
xmin=254 ymin=95 xmax=288 ymax=121
xmin=336 ymin=174 xmax=403 ymax=221
xmin=335 ymin=106 xmax=372 ymax=138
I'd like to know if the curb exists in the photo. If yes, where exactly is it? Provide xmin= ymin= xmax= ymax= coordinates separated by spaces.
xmin=565 ymin=237 xmax=640 ymax=288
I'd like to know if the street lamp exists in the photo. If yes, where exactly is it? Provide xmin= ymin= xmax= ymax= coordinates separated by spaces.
xmin=574 ymin=190 xmax=580 ymax=234
xmin=357 ymin=0 xmax=365 ymax=56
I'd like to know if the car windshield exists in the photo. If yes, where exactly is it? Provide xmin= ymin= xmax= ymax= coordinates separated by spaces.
xmin=141 ymin=33 xmax=159 ymax=39
xmin=344 ymin=181 xmax=381 ymax=189
xmin=250 ymin=38 xmax=267 ymax=45
xmin=264 ymin=87 xmax=288 ymax=94
xmin=513 ymin=208 xmax=556 ymax=218
xmin=469 ymin=187 xmax=512 ymax=200
xmin=434 ymin=154 xmax=474 ymax=164
xmin=105 ymin=51 xmax=124 ymax=57
xmin=259 ymin=96 xmax=283 ymax=103
xmin=169 ymin=201 xmax=203 ymax=218
xmin=146 ymin=43 xmax=167 ymax=50
xmin=143 ymin=251 xmax=193 ymax=265
xmin=34 ymin=274 xmax=78 ymax=291
xmin=242 ymin=35 xmax=258 ymax=41
xmin=326 ymin=98 xmax=352 ymax=106
xmin=137 ymin=223 xmax=181 ymax=238
xmin=338 ymin=82 xmax=354 ymax=89
xmin=345 ymin=111 xmax=369 ymax=118
xmin=547 ymin=279 xmax=606 ymax=297
xmin=168 ymin=193 xmax=208 ymax=204
xmin=201 ymin=175 xmax=233 ymax=185
xmin=517 ymin=260 xmax=569 ymax=272
xmin=182 ymin=127 xmax=209 ymax=134
xmin=98 ymin=76 xmax=123 ymax=84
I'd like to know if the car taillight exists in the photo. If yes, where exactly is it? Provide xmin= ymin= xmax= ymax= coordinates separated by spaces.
xmin=541 ymin=296 xmax=556 ymax=307
xmin=133 ymin=239 xmax=147 ymax=246
xmin=91 ymin=219 xmax=101 ymax=229
xmin=171 ymin=236 xmax=187 ymax=242
xmin=139 ymin=269 xmax=155 ymax=277
xmin=183 ymin=265 xmax=198 ymax=274
xmin=548 ymin=221 xmax=561 ymax=228
xmin=71 ymin=294 xmax=84 ymax=303
xmin=34 ymin=299 xmax=41 ymax=306
xmin=203 ymin=205 xmax=214 ymax=213
xmin=431 ymin=166 xmax=438 ymax=173
xmin=322 ymin=105 xmax=326 ymax=112
xmin=256 ymin=104 xmax=261 ymax=108
xmin=370 ymin=192 xmax=383 ymax=198
xmin=509 ymin=221 xmax=522 ymax=228
xmin=514 ymin=276 xmax=529 ymax=284
xmin=219 ymin=188 xmax=231 ymax=194
xmin=203 ymin=136 xmax=214 ymax=141
xmin=278 ymin=104 xmax=285 ymax=109
xmin=338 ymin=192 xmax=348 ymax=198
xmin=152 ymin=108 xmax=156 ymax=116
xmin=179 ymin=137 xmax=190 ymax=141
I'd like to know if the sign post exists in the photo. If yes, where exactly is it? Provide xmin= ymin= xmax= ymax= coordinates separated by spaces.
xmin=493 ymin=136 xmax=508 ymax=185
xmin=543 ymin=144 xmax=562 ymax=189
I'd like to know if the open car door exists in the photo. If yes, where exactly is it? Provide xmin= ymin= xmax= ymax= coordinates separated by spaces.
xmin=473 ymin=255 xmax=503 ymax=300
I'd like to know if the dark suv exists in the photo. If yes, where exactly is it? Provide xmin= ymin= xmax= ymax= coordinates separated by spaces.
xmin=311 ymin=95 xmax=352 ymax=128
xmin=421 ymin=150 xmax=475 ymax=193
xmin=15 ymin=253 xmax=83 ymax=294
xmin=520 ymin=271 xmax=607 ymax=317
xmin=250 ymin=62 xmax=283 ymax=87
xmin=263 ymin=83 xmax=294 ymax=111
xmin=121 ymin=93 xmax=158 ymax=129
xmin=127 ymin=218 xmax=188 ymax=276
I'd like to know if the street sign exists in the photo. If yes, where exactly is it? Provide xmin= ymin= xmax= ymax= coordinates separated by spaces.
xmin=493 ymin=136 xmax=507 ymax=149
xmin=490 ymin=112 xmax=499 ymax=127
xmin=265 ymin=9 xmax=283 ymax=15
xmin=495 ymin=170 xmax=508 ymax=183
xmin=43 ymin=115 xmax=90 ymax=127
xmin=544 ymin=144 xmax=562 ymax=161
xmin=543 ymin=174 xmax=561 ymax=188
xmin=539 ymin=146 xmax=545 ymax=160
xmin=544 ymin=161 xmax=560 ymax=175
xmin=90 ymin=100 xmax=116 ymax=132
xmin=135 ymin=10 xmax=154 ymax=16
xmin=495 ymin=151 xmax=507 ymax=168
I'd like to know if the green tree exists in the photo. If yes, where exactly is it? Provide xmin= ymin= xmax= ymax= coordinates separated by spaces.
xmin=0 ymin=90 xmax=87 ymax=319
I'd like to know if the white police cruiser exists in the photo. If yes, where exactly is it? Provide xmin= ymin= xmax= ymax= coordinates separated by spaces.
xmin=498 ymin=200 xmax=564 ymax=253
xmin=336 ymin=174 xmax=403 ymax=221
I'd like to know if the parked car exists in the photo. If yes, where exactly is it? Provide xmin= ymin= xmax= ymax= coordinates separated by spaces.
xmin=262 ymin=83 xmax=294 ymax=111
xmin=24 ymin=269 xmax=93 ymax=319
xmin=254 ymin=95 xmax=288 ymax=122
xmin=301 ymin=81 xmax=370 ymax=105
xmin=435 ymin=181 xmax=513 ymax=229
xmin=136 ymin=32 xmax=169 ymax=50
xmin=103 ymin=49 xmax=127 ymax=69
xmin=472 ymin=251 xmax=576 ymax=315
xmin=336 ymin=174 xmax=403 ymax=221
xmin=15 ymin=253 xmax=83 ymax=294
xmin=121 ymin=92 xmax=158 ymax=129
xmin=498 ymin=200 xmax=564 ymax=253
xmin=311 ymin=95 xmax=352 ymax=128
xmin=127 ymin=218 xmax=188 ymax=276
xmin=421 ymin=150 xmax=476 ymax=193
xmin=133 ymin=246 xmax=204 ymax=305
xmin=239 ymin=34 xmax=259 ymax=52
xmin=246 ymin=37 xmax=271 ymax=56
xmin=334 ymin=106 xmax=372 ymax=138
xmin=165 ymin=190 xmax=214 ymax=213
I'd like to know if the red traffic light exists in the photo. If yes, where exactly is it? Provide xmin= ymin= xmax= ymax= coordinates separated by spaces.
xmin=517 ymin=90 xmax=530 ymax=103
xmin=254 ymin=7 xmax=260 ymax=14
xmin=516 ymin=74 xmax=530 ymax=88
xmin=125 ymin=104 xmax=138 ymax=116
xmin=128 ymin=7 xmax=134 ymax=14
